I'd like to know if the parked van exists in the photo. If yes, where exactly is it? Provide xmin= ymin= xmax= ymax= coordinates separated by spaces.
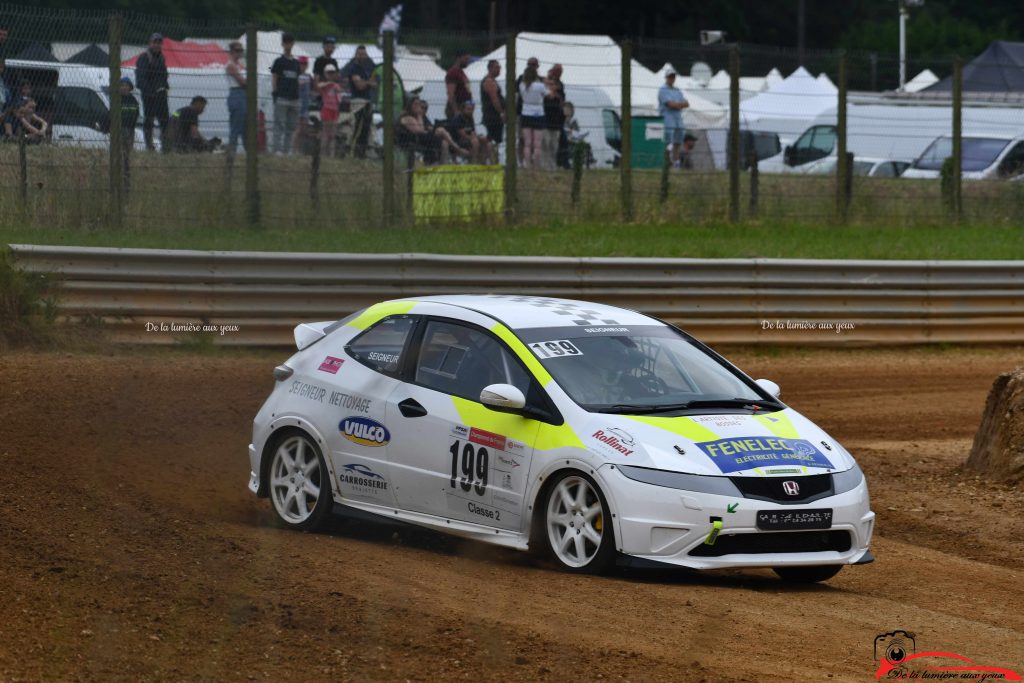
xmin=4 ymin=59 xmax=144 ymax=148
xmin=780 ymin=102 xmax=1023 ymax=174
xmin=902 ymin=134 xmax=1024 ymax=180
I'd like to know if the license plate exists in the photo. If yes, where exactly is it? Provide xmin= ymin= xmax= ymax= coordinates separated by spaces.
xmin=756 ymin=508 xmax=833 ymax=530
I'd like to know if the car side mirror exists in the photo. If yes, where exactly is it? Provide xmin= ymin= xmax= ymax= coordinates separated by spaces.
xmin=480 ymin=383 xmax=527 ymax=412
xmin=783 ymin=145 xmax=793 ymax=165
xmin=755 ymin=378 xmax=781 ymax=398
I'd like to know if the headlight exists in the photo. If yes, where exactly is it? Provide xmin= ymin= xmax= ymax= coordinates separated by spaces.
xmin=832 ymin=463 xmax=865 ymax=494
xmin=616 ymin=464 xmax=741 ymax=496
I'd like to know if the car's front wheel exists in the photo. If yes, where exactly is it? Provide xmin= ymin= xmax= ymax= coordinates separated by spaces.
xmin=543 ymin=471 xmax=615 ymax=574
xmin=268 ymin=432 xmax=332 ymax=531
xmin=773 ymin=565 xmax=843 ymax=583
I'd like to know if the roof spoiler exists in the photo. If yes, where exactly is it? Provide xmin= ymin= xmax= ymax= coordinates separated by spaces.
xmin=293 ymin=321 xmax=335 ymax=350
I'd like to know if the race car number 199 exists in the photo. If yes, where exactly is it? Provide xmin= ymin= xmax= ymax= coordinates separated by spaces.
xmin=450 ymin=440 xmax=488 ymax=495
xmin=530 ymin=340 xmax=582 ymax=359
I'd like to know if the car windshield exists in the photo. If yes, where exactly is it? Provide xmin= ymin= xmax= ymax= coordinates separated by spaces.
xmin=518 ymin=325 xmax=771 ymax=414
xmin=913 ymin=137 xmax=1010 ymax=172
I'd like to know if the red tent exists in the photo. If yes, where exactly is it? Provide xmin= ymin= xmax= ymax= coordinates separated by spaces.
xmin=123 ymin=38 xmax=229 ymax=69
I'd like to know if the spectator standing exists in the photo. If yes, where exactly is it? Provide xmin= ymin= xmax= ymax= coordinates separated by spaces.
xmin=270 ymin=32 xmax=300 ymax=155
xmin=446 ymin=101 xmax=492 ymax=164
xmin=136 ymin=33 xmax=169 ymax=151
xmin=517 ymin=62 xmax=546 ymax=169
xmin=99 ymin=76 xmax=139 ymax=144
xmin=340 ymin=45 xmax=377 ymax=159
xmin=313 ymin=36 xmax=338 ymax=86
xmin=445 ymin=51 xmax=472 ymax=119
xmin=166 ymin=96 xmax=209 ymax=152
xmin=318 ymin=64 xmax=343 ymax=157
xmin=542 ymin=64 xmax=565 ymax=170
xmin=225 ymin=41 xmax=247 ymax=156
xmin=515 ymin=56 xmax=539 ymax=164
xmin=479 ymin=59 xmax=504 ymax=145
xmin=292 ymin=56 xmax=312 ymax=154
xmin=657 ymin=70 xmax=689 ymax=168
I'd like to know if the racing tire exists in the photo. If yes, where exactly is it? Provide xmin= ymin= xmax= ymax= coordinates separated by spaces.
xmin=541 ymin=471 xmax=616 ymax=574
xmin=773 ymin=565 xmax=843 ymax=583
xmin=267 ymin=431 xmax=332 ymax=532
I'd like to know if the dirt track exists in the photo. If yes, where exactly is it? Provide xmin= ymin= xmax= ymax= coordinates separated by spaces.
xmin=2 ymin=347 xmax=1023 ymax=682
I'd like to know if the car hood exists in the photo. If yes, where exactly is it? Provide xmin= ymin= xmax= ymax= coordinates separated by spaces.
xmin=582 ymin=408 xmax=854 ymax=476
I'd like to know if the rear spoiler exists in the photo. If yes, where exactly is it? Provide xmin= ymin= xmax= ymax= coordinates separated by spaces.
xmin=293 ymin=321 xmax=335 ymax=350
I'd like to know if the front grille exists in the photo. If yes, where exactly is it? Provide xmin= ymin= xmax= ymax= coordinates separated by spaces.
xmin=729 ymin=473 xmax=834 ymax=504
xmin=689 ymin=530 xmax=851 ymax=557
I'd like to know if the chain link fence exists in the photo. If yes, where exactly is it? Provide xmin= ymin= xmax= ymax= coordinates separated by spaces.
xmin=1 ymin=3 xmax=1023 ymax=234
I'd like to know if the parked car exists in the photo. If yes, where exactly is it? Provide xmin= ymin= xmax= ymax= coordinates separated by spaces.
xmin=800 ymin=156 xmax=909 ymax=177
xmin=902 ymin=134 xmax=1024 ymax=180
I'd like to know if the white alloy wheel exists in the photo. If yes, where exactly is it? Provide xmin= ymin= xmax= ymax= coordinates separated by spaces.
xmin=545 ymin=473 xmax=612 ymax=572
xmin=269 ymin=434 xmax=327 ymax=528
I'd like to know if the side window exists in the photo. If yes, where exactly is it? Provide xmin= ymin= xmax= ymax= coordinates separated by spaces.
xmin=415 ymin=320 xmax=531 ymax=401
xmin=346 ymin=316 xmax=416 ymax=376
xmin=54 ymin=87 xmax=107 ymax=128
xmin=998 ymin=142 xmax=1024 ymax=178
xmin=872 ymin=162 xmax=895 ymax=178
xmin=810 ymin=126 xmax=836 ymax=155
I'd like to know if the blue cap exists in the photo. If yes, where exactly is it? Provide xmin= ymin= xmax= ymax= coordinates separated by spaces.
xmin=120 ymin=76 xmax=133 ymax=89
xmin=324 ymin=35 xmax=337 ymax=43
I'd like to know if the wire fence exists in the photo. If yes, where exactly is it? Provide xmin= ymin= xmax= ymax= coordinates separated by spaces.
xmin=1 ymin=3 xmax=1023 ymax=234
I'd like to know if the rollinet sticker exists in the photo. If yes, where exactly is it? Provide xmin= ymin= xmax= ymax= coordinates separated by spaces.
xmin=340 ymin=416 xmax=391 ymax=447
xmin=696 ymin=437 xmax=833 ymax=474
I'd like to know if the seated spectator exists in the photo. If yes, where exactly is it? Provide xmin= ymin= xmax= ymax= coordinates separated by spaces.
xmin=397 ymin=97 xmax=464 ymax=165
xmin=445 ymin=100 xmax=492 ymax=164
xmin=165 ymin=96 xmax=213 ymax=152
xmin=5 ymin=98 xmax=48 ymax=143
xmin=681 ymin=132 xmax=697 ymax=170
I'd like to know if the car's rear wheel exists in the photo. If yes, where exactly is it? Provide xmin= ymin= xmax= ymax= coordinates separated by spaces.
xmin=268 ymin=432 xmax=332 ymax=531
xmin=773 ymin=565 xmax=843 ymax=583
xmin=543 ymin=471 xmax=615 ymax=574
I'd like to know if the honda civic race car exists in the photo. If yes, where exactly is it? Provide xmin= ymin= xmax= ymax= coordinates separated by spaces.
xmin=247 ymin=295 xmax=874 ymax=581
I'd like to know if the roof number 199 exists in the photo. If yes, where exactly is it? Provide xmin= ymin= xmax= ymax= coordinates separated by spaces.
xmin=530 ymin=340 xmax=583 ymax=359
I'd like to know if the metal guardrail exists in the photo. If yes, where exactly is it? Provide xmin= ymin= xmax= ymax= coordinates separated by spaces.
xmin=9 ymin=244 xmax=1024 ymax=346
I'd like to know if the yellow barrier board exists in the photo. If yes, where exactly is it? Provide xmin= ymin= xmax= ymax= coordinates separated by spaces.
xmin=412 ymin=165 xmax=504 ymax=223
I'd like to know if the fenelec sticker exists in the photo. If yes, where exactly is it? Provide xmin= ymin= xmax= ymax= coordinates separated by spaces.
xmin=529 ymin=340 xmax=583 ymax=359
xmin=696 ymin=437 xmax=834 ymax=474
xmin=318 ymin=356 xmax=344 ymax=374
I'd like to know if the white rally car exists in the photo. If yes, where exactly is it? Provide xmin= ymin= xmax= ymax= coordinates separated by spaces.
xmin=248 ymin=295 xmax=874 ymax=582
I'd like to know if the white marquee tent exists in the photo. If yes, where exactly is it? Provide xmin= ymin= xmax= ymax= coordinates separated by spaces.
xmin=739 ymin=66 xmax=838 ymax=142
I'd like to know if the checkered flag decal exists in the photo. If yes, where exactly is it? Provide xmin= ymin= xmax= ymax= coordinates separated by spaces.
xmin=488 ymin=295 xmax=621 ymax=326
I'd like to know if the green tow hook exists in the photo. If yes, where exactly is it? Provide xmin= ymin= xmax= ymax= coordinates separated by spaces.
xmin=704 ymin=517 xmax=724 ymax=545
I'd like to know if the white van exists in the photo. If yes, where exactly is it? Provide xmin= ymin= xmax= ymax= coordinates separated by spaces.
xmin=902 ymin=134 xmax=1024 ymax=180
xmin=5 ymin=59 xmax=145 ymax=149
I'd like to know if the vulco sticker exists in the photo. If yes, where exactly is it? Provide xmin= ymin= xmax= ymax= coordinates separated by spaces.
xmin=318 ymin=356 xmax=344 ymax=374
xmin=592 ymin=429 xmax=634 ymax=456
xmin=696 ymin=437 xmax=833 ymax=474
xmin=340 ymin=416 xmax=391 ymax=447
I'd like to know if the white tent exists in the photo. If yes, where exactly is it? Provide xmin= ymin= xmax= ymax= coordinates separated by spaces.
xmin=764 ymin=67 xmax=784 ymax=89
xmin=904 ymin=68 xmax=939 ymax=93
xmin=816 ymin=72 xmax=835 ymax=89
xmin=739 ymin=66 xmax=838 ymax=141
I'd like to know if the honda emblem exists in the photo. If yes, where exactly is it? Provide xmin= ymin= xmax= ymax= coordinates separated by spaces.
xmin=782 ymin=480 xmax=801 ymax=496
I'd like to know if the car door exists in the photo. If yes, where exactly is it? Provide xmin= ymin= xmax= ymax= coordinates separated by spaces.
xmin=385 ymin=318 xmax=542 ymax=532
xmin=319 ymin=314 xmax=418 ymax=508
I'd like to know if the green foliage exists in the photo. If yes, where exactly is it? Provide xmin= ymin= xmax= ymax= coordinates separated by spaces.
xmin=0 ymin=249 xmax=57 ymax=349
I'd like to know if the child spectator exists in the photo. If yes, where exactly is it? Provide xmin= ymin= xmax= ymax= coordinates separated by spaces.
xmin=318 ymin=64 xmax=343 ymax=157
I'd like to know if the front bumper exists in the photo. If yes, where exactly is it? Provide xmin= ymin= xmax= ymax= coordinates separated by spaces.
xmin=601 ymin=465 xmax=875 ymax=570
